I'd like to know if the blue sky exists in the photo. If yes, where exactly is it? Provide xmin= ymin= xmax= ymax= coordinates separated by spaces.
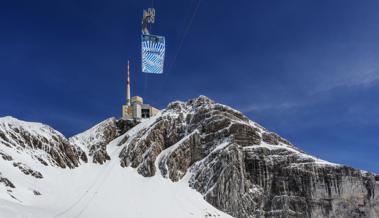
xmin=0 ymin=0 xmax=378 ymax=173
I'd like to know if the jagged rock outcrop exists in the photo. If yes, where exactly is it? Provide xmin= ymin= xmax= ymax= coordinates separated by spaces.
xmin=13 ymin=162 xmax=43 ymax=179
xmin=0 ymin=151 xmax=12 ymax=161
xmin=0 ymin=116 xmax=84 ymax=168
xmin=0 ymin=173 xmax=15 ymax=189
xmin=117 ymin=96 xmax=379 ymax=218
xmin=70 ymin=118 xmax=138 ymax=164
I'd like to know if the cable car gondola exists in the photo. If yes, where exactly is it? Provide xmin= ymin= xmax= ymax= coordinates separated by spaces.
xmin=141 ymin=8 xmax=165 ymax=74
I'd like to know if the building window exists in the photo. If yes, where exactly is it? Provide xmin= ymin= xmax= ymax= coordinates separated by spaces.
xmin=141 ymin=109 xmax=150 ymax=118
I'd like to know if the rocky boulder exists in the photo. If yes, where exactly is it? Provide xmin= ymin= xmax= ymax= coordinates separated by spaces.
xmin=0 ymin=172 xmax=15 ymax=188
xmin=13 ymin=162 xmax=43 ymax=179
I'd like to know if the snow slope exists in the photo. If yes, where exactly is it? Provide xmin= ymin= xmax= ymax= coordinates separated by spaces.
xmin=0 ymin=117 xmax=232 ymax=218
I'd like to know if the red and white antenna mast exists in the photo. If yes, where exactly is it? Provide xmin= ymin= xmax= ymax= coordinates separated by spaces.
xmin=127 ymin=60 xmax=131 ymax=106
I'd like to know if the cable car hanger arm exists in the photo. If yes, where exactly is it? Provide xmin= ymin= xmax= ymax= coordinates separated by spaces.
xmin=142 ymin=8 xmax=155 ymax=35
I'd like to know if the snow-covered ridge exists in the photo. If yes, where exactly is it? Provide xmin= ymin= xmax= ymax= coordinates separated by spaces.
xmin=0 ymin=116 xmax=82 ymax=169
xmin=69 ymin=117 xmax=117 ymax=152
xmin=121 ymin=95 xmax=341 ymax=181
xmin=116 ymin=95 xmax=345 ymax=186
xmin=0 ymin=112 xmax=233 ymax=218
xmin=0 ymin=116 xmax=66 ymax=145
xmin=68 ymin=118 xmax=118 ymax=164
xmin=0 ymin=95 xmax=378 ymax=218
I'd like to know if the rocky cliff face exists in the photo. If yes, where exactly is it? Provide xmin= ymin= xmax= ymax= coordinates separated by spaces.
xmin=69 ymin=118 xmax=137 ymax=164
xmin=0 ymin=96 xmax=378 ymax=218
xmin=0 ymin=116 xmax=84 ymax=169
xmin=117 ymin=96 xmax=379 ymax=218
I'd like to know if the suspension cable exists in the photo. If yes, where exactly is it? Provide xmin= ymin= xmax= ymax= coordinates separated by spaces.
xmin=166 ymin=0 xmax=202 ymax=76
xmin=157 ymin=0 xmax=203 ymax=96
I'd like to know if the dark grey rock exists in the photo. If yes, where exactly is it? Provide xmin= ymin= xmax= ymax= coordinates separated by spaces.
xmin=69 ymin=117 xmax=139 ymax=165
xmin=13 ymin=162 xmax=43 ymax=179
xmin=0 ymin=174 xmax=15 ymax=188
xmin=0 ymin=151 xmax=12 ymax=161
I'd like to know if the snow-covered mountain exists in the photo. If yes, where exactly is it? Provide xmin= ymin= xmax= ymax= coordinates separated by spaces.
xmin=0 ymin=96 xmax=378 ymax=218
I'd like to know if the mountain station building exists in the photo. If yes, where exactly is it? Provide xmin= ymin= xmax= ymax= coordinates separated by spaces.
xmin=122 ymin=61 xmax=160 ymax=120
xmin=122 ymin=96 xmax=159 ymax=119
